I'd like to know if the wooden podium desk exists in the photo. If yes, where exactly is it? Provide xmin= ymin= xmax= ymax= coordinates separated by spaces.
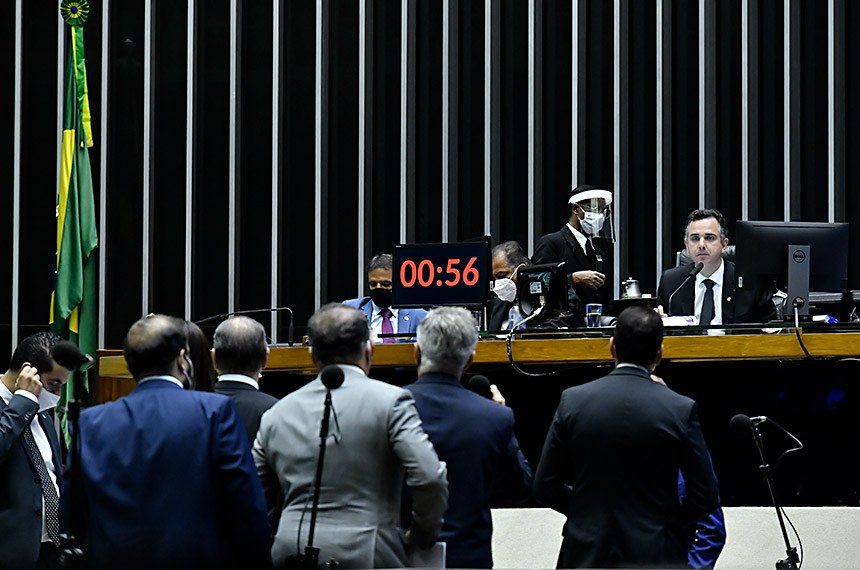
xmin=95 ymin=330 xmax=860 ymax=404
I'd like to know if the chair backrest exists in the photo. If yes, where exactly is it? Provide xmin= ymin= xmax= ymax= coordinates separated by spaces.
xmin=676 ymin=245 xmax=736 ymax=266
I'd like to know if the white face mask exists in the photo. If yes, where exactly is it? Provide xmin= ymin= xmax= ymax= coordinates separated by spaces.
xmin=492 ymin=278 xmax=518 ymax=303
xmin=38 ymin=389 xmax=61 ymax=412
xmin=580 ymin=211 xmax=605 ymax=235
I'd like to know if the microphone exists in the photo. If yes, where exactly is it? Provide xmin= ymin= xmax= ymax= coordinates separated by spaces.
xmin=320 ymin=366 xmax=345 ymax=390
xmin=467 ymin=375 xmax=493 ymax=399
xmin=195 ymin=306 xmax=295 ymax=347
xmin=730 ymin=413 xmax=768 ymax=433
xmin=666 ymin=261 xmax=704 ymax=315
xmin=52 ymin=341 xmax=95 ymax=369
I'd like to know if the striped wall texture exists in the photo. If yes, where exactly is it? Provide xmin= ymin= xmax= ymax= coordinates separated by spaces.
xmin=3 ymin=0 xmax=860 ymax=357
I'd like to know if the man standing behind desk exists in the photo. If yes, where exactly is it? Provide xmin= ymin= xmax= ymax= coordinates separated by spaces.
xmin=61 ymin=315 xmax=271 ymax=570
xmin=657 ymin=208 xmax=775 ymax=324
xmin=253 ymin=303 xmax=448 ymax=568
xmin=534 ymin=306 xmax=719 ymax=568
xmin=213 ymin=315 xmax=278 ymax=444
xmin=532 ymin=185 xmax=614 ymax=324
xmin=0 ymin=333 xmax=72 ymax=570
xmin=405 ymin=307 xmax=533 ymax=568
xmin=344 ymin=253 xmax=428 ymax=342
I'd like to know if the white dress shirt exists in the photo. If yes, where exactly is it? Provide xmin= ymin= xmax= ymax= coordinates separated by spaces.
xmin=217 ymin=373 xmax=260 ymax=390
xmin=566 ymin=222 xmax=590 ymax=256
xmin=369 ymin=301 xmax=399 ymax=343
xmin=694 ymin=260 xmax=725 ymax=325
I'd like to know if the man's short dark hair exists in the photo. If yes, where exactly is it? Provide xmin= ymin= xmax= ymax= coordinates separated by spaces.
xmin=492 ymin=241 xmax=531 ymax=269
xmin=9 ymin=332 xmax=62 ymax=373
xmin=366 ymin=254 xmax=393 ymax=274
xmin=612 ymin=306 xmax=664 ymax=368
xmin=308 ymin=303 xmax=370 ymax=365
xmin=123 ymin=315 xmax=188 ymax=379
xmin=685 ymin=209 xmax=728 ymax=240
xmin=213 ymin=316 xmax=268 ymax=373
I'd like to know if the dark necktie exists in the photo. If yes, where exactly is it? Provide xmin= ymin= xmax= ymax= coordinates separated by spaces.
xmin=585 ymin=239 xmax=597 ymax=269
xmin=379 ymin=308 xmax=395 ymax=344
xmin=700 ymin=279 xmax=716 ymax=325
xmin=22 ymin=425 xmax=61 ymax=545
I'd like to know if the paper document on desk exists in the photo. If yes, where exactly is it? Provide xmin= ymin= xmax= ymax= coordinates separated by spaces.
xmin=408 ymin=541 xmax=446 ymax=568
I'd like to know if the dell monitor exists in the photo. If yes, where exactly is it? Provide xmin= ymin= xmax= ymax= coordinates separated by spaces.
xmin=734 ymin=220 xmax=849 ymax=317
xmin=516 ymin=262 xmax=568 ymax=323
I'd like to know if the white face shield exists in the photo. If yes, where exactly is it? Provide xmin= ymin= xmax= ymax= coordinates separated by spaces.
xmin=569 ymin=189 xmax=615 ymax=243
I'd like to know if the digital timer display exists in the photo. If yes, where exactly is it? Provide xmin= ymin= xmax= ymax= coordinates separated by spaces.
xmin=392 ymin=241 xmax=491 ymax=308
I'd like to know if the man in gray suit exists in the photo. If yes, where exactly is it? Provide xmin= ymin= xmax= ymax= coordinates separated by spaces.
xmin=253 ymin=303 xmax=448 ymax=568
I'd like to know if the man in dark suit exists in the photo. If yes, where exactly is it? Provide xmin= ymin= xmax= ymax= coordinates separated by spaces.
xmin=405 ymin=307 xmax=533 ymax=568
xmin=488 ymin=240 xmax=531 ymax=331
xmin=213 ymin=315 xmax=278 ymax=444
xmin=344 ymin=253 xmax=428 ymax=342
xmin=60 ymin=315 xmax=271 ymax=570
xmin=657 ymin=209 xmax=775 ymax=324
xmin=0 ymin=333 xmax=72 ymax=570
xmin=532 ymin=185 xmax=614 ymax=323
xmin=534 ymin=306 xmax=720 ymax=569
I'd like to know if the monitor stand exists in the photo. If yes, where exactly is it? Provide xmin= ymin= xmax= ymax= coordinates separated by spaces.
xmin=785 ymin=244 xmax=811 ymax=321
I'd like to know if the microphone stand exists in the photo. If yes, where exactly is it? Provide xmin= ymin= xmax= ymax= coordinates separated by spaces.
xmin=287 ymin=388 xmax=338 ymax=569
xmin=749 ymin=422 xmax=799 ymax=570
xmin=59 ymin=365 xmax=89 ymax=569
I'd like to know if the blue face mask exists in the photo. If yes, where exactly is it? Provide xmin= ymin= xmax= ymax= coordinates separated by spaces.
xmin=580 ymin=211 xmax=605 ymax=235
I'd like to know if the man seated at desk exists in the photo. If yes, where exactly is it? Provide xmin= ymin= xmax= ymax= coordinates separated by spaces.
xmin=656 ymin=209 xmax=775 ymax=325
xmin=488 ymin=241 xmax=531 ymax=331
xmin=344 ymin=253 xmax=428 ymax=342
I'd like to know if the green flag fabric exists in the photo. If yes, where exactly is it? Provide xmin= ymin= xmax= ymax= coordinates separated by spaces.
xmin=50 ymin=17 xmax=98 ymax=447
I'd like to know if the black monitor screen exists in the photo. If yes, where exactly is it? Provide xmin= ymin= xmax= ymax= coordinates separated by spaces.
xmin=516 ymin=262 xmax=568 ymax=319
xmin=392 ymin=241 xmax=491 ymax=308
xmin=734 ymin=220 xmax=849 ymax=292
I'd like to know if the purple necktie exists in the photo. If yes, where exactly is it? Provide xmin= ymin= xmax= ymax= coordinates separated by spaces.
xmin=380 ymin=308 xmax=395 ymax=343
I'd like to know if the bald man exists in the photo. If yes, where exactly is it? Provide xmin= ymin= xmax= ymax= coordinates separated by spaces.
xmin=60 ymin=315 xmax=271 ymax=570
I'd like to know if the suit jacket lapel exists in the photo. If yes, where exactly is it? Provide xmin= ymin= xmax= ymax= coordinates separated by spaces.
xmin=560 ymin=226 xmax=590 ymax=270
xmin=671 ymin=277 xmax=696 ymax=316
xmin=39 ymin=412 xmax=63 ymax=467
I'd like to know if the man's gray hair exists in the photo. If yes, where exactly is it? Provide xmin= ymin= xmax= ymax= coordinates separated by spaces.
xmin=416 ymin=307 xmax=478 ymax=375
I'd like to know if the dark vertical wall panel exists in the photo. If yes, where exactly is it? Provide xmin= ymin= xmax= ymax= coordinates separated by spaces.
xmin=845 ymin=1 xmax=860 ymax=290
xmin=238 ymin=0 xmax=274 ymax=331
xmin=756 ymin=0 xmax=784 ymax=221
xmin=669 ymin=0 xmax=698 ymax=244
xmin=457 ymin=0 xmax=485 ymax=242
xmin=104 ymin=2 xmax=144 ymax=347
xmin=18 ymin=2 xmax=60 ymax=343
xmin=369 ymin=0 xmax=401 ymax=258
xmin=627 ymin=1 xmax=657 ymax=293
xmin=151 ymin=1 xmax=187 ymax=319
xmin=540 ymin=0 xmax=572 ymax=242
xmin=415 ymin=1 xmax=443 ymax=245
xmin=193 ymin=0 xmax=230 ymax=331
xmin=799 ymin=0 xmax=828 ymax=222
xmin=279 ymin=0 xmax=317 ymax=336
xmin=582 ymin=1 xmax=614 ymax=191
xmin=0 ymin=2 xmax=16 ymax=361
xmin=326 ymin=1 xmax=359 ymax=304
xmin=715 ymin=1 xmax=742 ymax=232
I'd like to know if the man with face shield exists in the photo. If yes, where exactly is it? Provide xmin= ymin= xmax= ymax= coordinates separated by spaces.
xmin=59 ymin=315 xmax=271 ymax=569
xmin=344 ymin=253 xmax=428 ymax=342
xmin=532 ymin=185 xmax=615 ymax=324
xmin=488 ymin=241 xmax=531 ymax=331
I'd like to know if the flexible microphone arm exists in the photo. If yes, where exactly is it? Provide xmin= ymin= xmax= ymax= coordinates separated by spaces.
xmin=666 ymin=262 xmax=704 ymax=315
xmin=195 ymin=306 xmax=295 ymax=347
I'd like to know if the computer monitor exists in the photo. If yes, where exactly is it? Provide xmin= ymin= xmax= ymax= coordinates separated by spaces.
xmin=516 ymin=262 xmax=568 ymax=322
xmin=734 ymin=220 xmax=849 ymax=316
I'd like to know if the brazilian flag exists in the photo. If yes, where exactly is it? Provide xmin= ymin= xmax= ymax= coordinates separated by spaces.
xmin=50 ymin=1 xmax=98 ymax=446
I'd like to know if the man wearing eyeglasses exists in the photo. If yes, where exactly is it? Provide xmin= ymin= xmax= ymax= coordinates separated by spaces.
xmin=532 ymin=185 xmax=615 ymax=324
xmin=657 ymin=209 xmax=775 ymax=324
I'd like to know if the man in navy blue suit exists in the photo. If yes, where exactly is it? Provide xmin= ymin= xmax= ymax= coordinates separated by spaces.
xmin=344 ymin=253 xmax=427 ymax=342
xmin=60 ymin=315 xmax=271 ymax=570
xmin=405 ymin=307 xmax=533 ymax=568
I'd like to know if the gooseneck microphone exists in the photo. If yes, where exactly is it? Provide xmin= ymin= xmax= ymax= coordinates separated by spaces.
xmin=467 ymin=375 xmax=493 ymax=400
xmin=195 ymin=306 xmax=295 ymax=347
xmin=730 ymin=413 xmax=768 ymax=432
xmin=320 ymin=366 xmax=345 ymax=390
xmin=666 ymin=261 xmax=704 ymax=315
